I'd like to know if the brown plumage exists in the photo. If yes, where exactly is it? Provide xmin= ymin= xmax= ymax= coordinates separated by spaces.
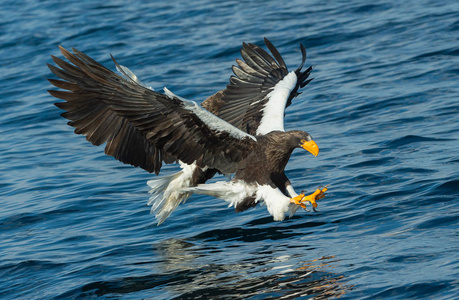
xmin=48 ymin=46 xmax=256 ymax=175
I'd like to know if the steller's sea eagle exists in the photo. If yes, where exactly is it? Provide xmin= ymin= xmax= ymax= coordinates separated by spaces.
xmin=48 ymin=38 xmax=327 ymax=224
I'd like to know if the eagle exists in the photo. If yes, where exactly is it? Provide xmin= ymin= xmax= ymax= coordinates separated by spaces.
xmin=48 ymin=38 xmax=327 ymax=224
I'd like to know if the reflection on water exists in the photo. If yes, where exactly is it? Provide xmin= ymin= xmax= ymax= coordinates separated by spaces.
xmin=148 ymin=238 xmax=352 ymax=299
xmin=60 ymin=238 xmax=352 ymax=298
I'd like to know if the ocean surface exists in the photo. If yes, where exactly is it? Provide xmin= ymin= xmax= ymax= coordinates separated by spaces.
xmin=1 ymin=0 xmax=458 ymax=299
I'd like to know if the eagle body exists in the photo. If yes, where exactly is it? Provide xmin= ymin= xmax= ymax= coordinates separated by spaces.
xmin=235 ymin=130 xmax=308 ymax=186
xmin=48 ymin=38 xmax=321 ymax=224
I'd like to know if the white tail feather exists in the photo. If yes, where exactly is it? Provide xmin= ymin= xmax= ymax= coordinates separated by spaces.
xmin=147 ymin=162 xmax=197 ymax=225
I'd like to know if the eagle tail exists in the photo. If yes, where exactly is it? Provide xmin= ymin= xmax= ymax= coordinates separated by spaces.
xmin=147 ymin=163 xmax=196 ymax=225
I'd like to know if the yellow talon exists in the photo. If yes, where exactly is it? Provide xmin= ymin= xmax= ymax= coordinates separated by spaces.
xmin=289 ymin=185 xmax=328 ymax=211
xmin=290 ymin=193 xmax=308 ymax=209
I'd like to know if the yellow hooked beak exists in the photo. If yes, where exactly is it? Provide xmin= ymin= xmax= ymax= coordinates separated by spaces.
xmin=301 ymin=140 xmax=319 ymax=157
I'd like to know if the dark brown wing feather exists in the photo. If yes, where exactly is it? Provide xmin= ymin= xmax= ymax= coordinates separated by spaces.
xmin=49 ymin=46 xmax=255 ymax=174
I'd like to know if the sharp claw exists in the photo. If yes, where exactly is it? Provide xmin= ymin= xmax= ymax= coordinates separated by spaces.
xmin=316 ymin=194 xmax=326 ymax=200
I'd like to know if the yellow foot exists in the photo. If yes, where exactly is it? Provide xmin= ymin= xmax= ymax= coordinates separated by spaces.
xmin=290 ymin=185 xmax=328 ymax=211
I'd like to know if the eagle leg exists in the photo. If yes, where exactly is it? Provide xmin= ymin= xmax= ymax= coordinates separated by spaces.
xmin=290 ymin=186 xmax=328 ymax=211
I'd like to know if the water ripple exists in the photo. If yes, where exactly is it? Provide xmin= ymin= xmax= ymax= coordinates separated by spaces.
xmin=1 ymin=0 xmax=458 ymax=299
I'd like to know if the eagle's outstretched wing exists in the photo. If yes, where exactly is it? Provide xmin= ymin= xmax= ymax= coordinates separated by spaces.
xmin=202 ymin=38 xmax=313 ymax=136
xmin=48 ymin=47 xmax=256 ymax=175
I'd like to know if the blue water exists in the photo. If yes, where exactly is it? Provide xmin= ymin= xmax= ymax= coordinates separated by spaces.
xmin=1 ymin=0 xmax=458 ymax=299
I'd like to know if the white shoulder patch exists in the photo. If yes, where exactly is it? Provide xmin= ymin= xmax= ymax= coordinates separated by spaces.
xmin=256 ymin=71 xmax=297 ymax=135
xmin=163 ymin=87 xmax=256 ymax=141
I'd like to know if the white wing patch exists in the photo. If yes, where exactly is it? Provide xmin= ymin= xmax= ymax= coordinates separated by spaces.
xmin=256 ymin=71 xmax=298 ymax=135
xmin=163 ymin=87 xmax=256 ymax=141
xmin=116 ymin=64 xmax=154 ymax=90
